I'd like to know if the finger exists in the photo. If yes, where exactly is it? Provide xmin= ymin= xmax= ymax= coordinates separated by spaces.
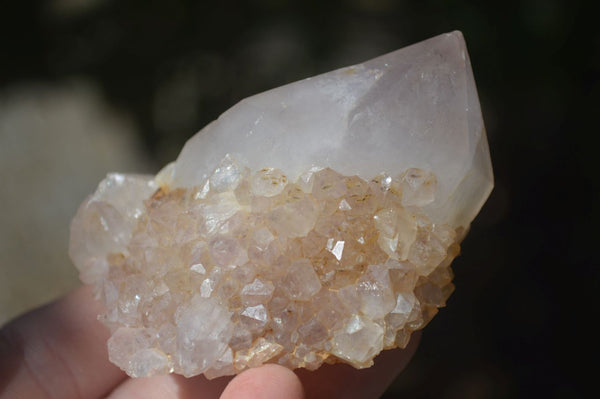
xmin=220 ymin=364 xmax=304 ymax=399
xmin=106 ymin=363 xmax=303 ymax=399
xmin=295 ymin=331 xmax=421 ymax=399
xmin=0 ymin=285 xmax=127 ymax=399
xmin=106 ymin=373 xmax=232 ymax=399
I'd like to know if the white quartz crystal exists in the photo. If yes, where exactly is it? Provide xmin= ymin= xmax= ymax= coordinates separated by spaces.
xmin=69 ymin=31 xmax=493 ymax=379
xmin=171 ymin=30 xmax=492 ymax=230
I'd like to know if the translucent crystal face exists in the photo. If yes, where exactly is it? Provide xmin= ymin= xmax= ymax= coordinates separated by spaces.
xmin=172 ymin=31 xmax=492 ymax=230
xmin=69 ymin=31 xmax=493 ymax=379
xmin=75 ymin=163 xmax=458 ymax=378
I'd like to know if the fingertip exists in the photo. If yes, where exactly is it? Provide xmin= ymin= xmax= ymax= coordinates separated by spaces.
xmin=220 ymin=364 xmax=304 ymax=399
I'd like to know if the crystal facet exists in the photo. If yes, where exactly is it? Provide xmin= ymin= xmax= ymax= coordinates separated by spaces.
xmin=69 ymin=31 xmax=493 ymax=378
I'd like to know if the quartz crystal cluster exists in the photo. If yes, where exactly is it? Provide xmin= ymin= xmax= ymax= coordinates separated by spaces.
xmin=69 ymin=31 xmax=493 ymax=379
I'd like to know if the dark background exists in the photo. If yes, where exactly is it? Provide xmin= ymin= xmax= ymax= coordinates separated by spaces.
xmin=1 ymin=0 xmax=597 ymax=397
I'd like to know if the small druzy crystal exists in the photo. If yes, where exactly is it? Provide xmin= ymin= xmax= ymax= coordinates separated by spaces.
xmin=69 ymin=31 xmax=493 ymax=378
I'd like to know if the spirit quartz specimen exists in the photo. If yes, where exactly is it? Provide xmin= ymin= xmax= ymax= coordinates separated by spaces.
xmin=69 ymin=31 xmax=493 ymax=379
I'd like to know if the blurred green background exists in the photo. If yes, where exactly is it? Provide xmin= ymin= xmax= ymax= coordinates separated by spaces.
xmin=0 ymin=0 xmax=596 ymax=397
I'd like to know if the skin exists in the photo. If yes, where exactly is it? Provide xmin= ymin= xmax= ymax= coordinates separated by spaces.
xmin=0 ymin=285 xmax=420 ymax=399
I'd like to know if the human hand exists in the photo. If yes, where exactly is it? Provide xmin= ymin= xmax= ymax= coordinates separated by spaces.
xmin=0 ymin=285 xmax=419 ymax=399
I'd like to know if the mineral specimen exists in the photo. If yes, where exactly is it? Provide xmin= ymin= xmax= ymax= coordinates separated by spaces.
xmin=69 ymin=31 xmax=493 ymax=379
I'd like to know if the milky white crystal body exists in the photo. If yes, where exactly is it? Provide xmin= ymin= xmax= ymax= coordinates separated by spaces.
xmin=172 ymin=31 xmax=492 ymax=229
xmin=69 ymin=31 xmax=493 ymax=379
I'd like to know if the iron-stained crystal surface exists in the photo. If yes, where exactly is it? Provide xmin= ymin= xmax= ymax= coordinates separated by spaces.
xmin=70 ymin=31 xmax=493 ymax=378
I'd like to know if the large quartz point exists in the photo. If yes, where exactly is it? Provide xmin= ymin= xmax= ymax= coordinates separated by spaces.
xmin=70 ymin=31 xmax=493 ymax=379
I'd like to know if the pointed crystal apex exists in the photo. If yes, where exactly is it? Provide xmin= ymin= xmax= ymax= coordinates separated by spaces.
xmin=173 ymin=31 xmax=492 ymax=228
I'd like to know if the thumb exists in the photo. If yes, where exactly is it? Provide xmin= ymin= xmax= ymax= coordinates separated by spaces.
xmin=219 ymin=364 xmax=304 ymax=399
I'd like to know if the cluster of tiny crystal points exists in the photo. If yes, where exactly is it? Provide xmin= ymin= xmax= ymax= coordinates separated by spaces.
xmin=83 ymin=157 xmax=459 ymax=379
